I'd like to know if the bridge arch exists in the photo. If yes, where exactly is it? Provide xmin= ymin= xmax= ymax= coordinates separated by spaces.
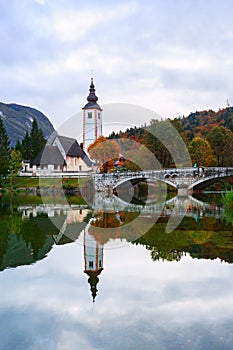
xmin=113 ymin=175 xmax=178 ymax=192
xmin=189 ymin=174 xmax=232 ymax=191
xmin=93 ymin=167 xmax=233 ymax=195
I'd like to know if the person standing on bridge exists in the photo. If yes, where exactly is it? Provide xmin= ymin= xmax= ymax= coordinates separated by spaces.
xmin=193 ymin=162 xmax=199 ymax=177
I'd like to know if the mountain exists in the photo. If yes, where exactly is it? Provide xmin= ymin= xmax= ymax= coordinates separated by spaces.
xmin=0 ymin=102 xmax=55 ymax=146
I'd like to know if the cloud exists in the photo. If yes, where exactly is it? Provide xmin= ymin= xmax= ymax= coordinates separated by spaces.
xmin=52 ymin=3 xmax=139 ymax=42
xmin=1 ymin=0 xmax=233 ymax=129
xmin=34 ymin=0 xmax=46 ymax=4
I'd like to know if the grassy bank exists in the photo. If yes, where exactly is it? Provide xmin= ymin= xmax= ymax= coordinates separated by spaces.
xmin=222 ymin=189 xmax=233 ymax=224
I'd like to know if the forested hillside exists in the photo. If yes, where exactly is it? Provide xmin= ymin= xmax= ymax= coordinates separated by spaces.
xmin=180 ymin=107 xmax=233 ymax=142
xmin=108 ymin=107 xmax=233 ymax=168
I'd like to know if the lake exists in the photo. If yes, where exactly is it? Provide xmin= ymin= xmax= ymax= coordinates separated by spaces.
xmin=0 ymin=192 xmax=232 ymax=350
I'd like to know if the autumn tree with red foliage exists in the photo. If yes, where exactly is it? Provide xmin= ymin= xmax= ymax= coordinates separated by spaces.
xmin=87 ymin=136 xmax=120 ymax=173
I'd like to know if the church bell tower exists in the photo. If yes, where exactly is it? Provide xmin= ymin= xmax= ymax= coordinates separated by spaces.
xmin=82 ymin=78 xmax=103 ymax=152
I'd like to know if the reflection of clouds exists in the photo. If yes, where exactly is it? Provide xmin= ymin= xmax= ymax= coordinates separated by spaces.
xmin=0 ymin=299 xmax=232 ymax=350
xmin=0 ymin=242 xmax=233 ymax=349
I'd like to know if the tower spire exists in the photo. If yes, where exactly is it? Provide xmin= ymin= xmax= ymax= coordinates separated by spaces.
xmin=87 ymin=78 xmax=98 ymax=103
xmin=85 ymin=270 xmax=103 ymax=302
xmin=82 ymin=78 xmax=103 ymax=152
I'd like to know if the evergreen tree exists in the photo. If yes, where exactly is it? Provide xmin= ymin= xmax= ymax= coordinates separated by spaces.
xmin=29 ymin=119 xmax=46 ymax=162
xmin=0 ymin=117 xmax=10 ymax=181
xmin=15 ymin=139 xmax=22 ymax=153
xmin=21 ymin=119 xmax=46 ymax=162
xmin=38 ymin=128 xmax=46 ymax=153
xmin=21 ymin=131 xmax=31 ymax=160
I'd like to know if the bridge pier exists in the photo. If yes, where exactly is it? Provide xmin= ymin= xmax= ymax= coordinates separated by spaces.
xmin=177 ymin=185 xmax=192 ymax=197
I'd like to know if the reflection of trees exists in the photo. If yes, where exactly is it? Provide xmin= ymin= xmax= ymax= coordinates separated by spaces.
xmin=21 ymin=218 xmax=47 ymax=259
xmin=0 ymin=200 xmax=54 ymax=270
xmin=92 ymin=212 xmax=122 ymax=228
xmin=0 ymin=226 xmax=9 ymax=268
xmin=133 ymin=224 xmax=185 ymax=262
xmin=224 ymin=209 xmax=233 ymax=225
xmin=133 ymin=219 xmax=233 ymax=263
xmin=89 ymin=211 xmax=152 ymax=245
xmin=0 ymin=200 xmax=22 ymax=267
xmin=151 ymin=248 xmax=183 ymax=262
xmin=89 ymin=211 xmax=233 ymax=263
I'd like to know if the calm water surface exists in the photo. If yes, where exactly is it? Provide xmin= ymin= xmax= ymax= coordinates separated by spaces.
xmin=0 ymin=193 xmax=232 ymax=350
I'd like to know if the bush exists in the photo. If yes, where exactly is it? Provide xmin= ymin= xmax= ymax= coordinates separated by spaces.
xmin=222 ymin=189 xmax=233 ymax=209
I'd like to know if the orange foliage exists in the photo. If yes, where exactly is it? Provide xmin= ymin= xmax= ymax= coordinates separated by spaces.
xmin=88 ymin=136 xmax=120 ymax=172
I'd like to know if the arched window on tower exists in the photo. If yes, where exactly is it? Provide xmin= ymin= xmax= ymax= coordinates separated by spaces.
xmin=88 ymin=112 xmax=92 ymax=119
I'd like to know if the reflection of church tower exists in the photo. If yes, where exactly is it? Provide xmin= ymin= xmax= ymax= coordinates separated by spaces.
xmin=84 ymin=227 xmax=103 ymax=302
xmin=82 ymin=78 xmax=103 ymax=152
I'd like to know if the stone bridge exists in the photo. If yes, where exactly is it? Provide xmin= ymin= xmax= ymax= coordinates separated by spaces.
xmin=93 ymin=167 xmax=233 ymax=196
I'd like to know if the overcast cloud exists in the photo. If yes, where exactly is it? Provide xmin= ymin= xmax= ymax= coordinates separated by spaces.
xmin=1 ymin=0 xmax=233 ymax=130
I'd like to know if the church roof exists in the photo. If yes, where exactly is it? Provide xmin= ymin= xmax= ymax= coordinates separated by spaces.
xmin=83 ymin=78 xmax=102 ymax=111
xmin=33 ymin=135 xmax=93 ymax=167
xmin=32 ymin=145 xmax=65 ymax=166
xmin=57 ymin=135 xmax=92 ymax=166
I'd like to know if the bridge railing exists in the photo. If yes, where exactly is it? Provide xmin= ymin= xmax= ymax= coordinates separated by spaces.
xmin=92 ymin=167 xmax=233 ymax=182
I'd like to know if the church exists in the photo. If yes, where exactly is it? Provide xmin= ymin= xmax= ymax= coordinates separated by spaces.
xmin=29 ymin=78 xmax=103 ymax=175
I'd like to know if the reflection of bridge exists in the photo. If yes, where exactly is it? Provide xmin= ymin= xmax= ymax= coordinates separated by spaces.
xmin=92 ymin=192 xmax=223 ymax=219
xmin=18 ymin=204 xmax=89 ymax=219
xmin=18 ymin=193 xmax=224 ymax=227
xmin=93 ymin=167 xmax=233 ymax=195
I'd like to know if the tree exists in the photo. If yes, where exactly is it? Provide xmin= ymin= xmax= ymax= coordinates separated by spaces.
xmin=15 ymin=139 xmax=22 ymax=153
xmin=88 ymin=136 xmax=120 ymax=173
xmin=30 ymin=119 xmax=46 ymax=162
xmin=21 ymin=119 xmax=46 ymax=162
xmin=188 ymin=137 xmax=215 ymax=166
xmin=0 ymin=117 xmax=10 ymax=183
xmin=21 ymin=131 xmax=31 ymax=160
xmin=144 ymin=119 xmax=190 ymax=168
xmin=9 ymin=149 xmax=22 ymax=189
xmin=207 ymin=126 xmax=233 ymax=166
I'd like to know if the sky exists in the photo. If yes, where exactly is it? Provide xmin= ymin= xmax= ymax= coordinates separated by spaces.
xmin=1 ymin=0 xmax=233 ymax=131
